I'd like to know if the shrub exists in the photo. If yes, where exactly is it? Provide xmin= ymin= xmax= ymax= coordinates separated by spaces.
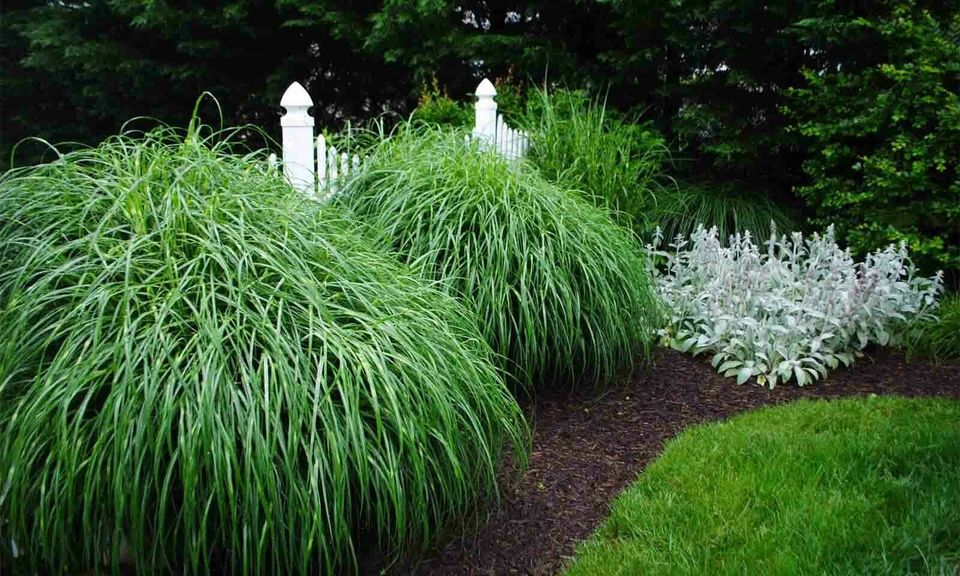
xmin=785 ymin=4 xmax=960 ymax=276
xmin=649 ymin=225 xmax=941 ymax=387
xmin=411 ymin=78 xmax=472 ymax=128
xmin=568 ymin=397 xmax=960 ymax=575
xmin=339 ymin=125 xmax=661 ymax=388
xmin=904 ymin=293 xmax=960 ymax=363
xmin=0 ymin=124 xmax=526 ymax=574
xmin=522 ymin=87 xmax=673 ymax=234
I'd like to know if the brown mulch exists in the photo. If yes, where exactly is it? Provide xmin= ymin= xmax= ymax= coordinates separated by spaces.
xmin=387 ymin=348 xmax=960 ymax=576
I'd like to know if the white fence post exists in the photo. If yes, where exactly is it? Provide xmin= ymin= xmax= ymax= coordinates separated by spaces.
xmin=473 ymin=79 xmax=498 ymax=149
xmin=280 ymin=82 xmax=315 ymax=195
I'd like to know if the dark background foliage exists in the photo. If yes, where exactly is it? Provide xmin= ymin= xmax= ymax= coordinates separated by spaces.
xmin=2 ymin=0 xmax=957 ymax=278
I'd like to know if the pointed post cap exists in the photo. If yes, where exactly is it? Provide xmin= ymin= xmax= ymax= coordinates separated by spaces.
xmin=281 ymin=82 xmax=313 ymax=108
xmin=475 ymin=78 xmax=497 ymax=97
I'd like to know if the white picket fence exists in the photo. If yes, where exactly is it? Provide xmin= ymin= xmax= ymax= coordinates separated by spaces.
xmin=277 ymin=78 xmax=529 ymax=197
xmin=471 ymin=78 xmax=530 ymax=162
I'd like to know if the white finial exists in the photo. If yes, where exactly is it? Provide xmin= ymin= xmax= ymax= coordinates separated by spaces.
xmin=280 ymin=82 xmax=313 ymax=108
xmin=280 ymin=82 xmax=314 ymax=130
xmin=475 ymin=78 xmax=497 ymax=97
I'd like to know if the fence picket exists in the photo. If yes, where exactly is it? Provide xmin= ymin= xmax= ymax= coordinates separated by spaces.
xmin=496 ymin=115 xmax=506 ymax=156
xmin=328 ymin=145 xmax=338 ymax=192
xmin=316 ymin=135 xmax=327 ymax=193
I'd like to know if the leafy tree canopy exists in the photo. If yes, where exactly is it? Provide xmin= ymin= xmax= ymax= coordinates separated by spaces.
xmin=2 ymin=0 xmax=957 ymax=276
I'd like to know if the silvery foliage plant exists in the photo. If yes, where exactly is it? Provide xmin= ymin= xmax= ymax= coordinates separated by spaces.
xmin=647 ymin=224 xmax=943 ymax=387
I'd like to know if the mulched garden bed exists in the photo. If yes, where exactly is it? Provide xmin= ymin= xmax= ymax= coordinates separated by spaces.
xmin=388 ymin=348 xmax=960 ymax=576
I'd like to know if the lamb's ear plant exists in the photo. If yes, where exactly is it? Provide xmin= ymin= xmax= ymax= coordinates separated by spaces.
xmin=338 ymin=124 xmax=661 ymax=388
xmin=0 ymin=120 xmax=526 ymax=574
xmin=649 ymin=224 xmax=942 ymax=387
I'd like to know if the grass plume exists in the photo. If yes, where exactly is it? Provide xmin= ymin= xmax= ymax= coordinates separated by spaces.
xmin=522 ymin=87 xmax=673 ymax=234
xmin=521 ymin=88 xmax=795 ymax=242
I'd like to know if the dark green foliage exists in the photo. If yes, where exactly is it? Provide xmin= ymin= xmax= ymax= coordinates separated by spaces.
xmin=785 ymin=4 xmax=960 ymax=275
xmin=569 ymin=397 xmax=960 ymax=575
xmin=296 ymin=1 xmax=616 ymax=97
xmin=0 ymin=123 xmax=526 ymax=574
xmin=600 ymin=0 xmax=809 ymax=197
xmin=0 ymin=0 xmax=414 ymax=170
xmin=339 ymin=126 xmax=661 ymax=388
xmin=603 ymin=0 xmax=959 ymax=276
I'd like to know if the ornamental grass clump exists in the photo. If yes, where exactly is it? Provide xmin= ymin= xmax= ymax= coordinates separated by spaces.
xmin=650 ymin=225 xmax=942 ymax=387
xmin=521 ymin=89 xmax=794 ymax=242
xmin=521 ymin=87 xmax=672 ymax=234
xmin=654 ymin=181 xmax=796 ymax=244
xmin=339 ymin=126 xmax=660 ymax=388
xmin=0 ymin=123 xmax=526 ymax=574
xmin=905 ymin=293 xmax=960 ymax=363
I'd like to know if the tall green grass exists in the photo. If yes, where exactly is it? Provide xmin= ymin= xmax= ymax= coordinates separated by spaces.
xmin=522 ymin=88 xmax=673 ymax=233
xmin=338 ymin=126 xmax=661 ymax=388
xmin=0 ymin=123 xmax=526 ymax=573
xmin=654 ymin=181 xmax=795 ymax=243
xmin=905 ymin=293 xmax=960 ymax=363
xmin=522 ymin=88 xmax=795 ymax=241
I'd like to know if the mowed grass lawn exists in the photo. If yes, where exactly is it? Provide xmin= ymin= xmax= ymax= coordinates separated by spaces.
xmin=566 ymin=396 xmax=960 ymax=575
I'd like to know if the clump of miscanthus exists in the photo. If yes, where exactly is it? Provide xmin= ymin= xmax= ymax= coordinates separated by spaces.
xmin=339 ymin=125 xmax=661 ymax=388
xmin=648 ymin=224 xmax=942 ymax=387
xmin=520 ymin=87 xmax=672 ymax=234
xmin=521 ymin=88 xmax=796 ymax=244
xmin=653 ymin=180 xmax=796 ymax=246
xmin=0 ymin=122 xmax=526 ymax=574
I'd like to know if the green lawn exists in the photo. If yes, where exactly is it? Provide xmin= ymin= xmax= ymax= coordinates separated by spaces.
xmin=566 ymin=396 xmax=960 ymax=575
